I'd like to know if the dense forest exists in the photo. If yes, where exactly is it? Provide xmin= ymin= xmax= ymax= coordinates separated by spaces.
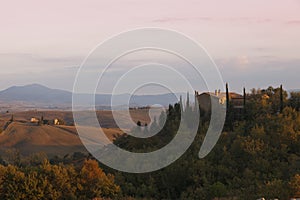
xmin=1 ymin=86 xmax=300 ymax=199
xmin=107 ymin=86 xmax=300 ymax=200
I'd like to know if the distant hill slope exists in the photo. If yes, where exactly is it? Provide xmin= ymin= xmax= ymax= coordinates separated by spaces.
xmin=0 ymin=122 xmax=123 ymax=157
xmin=0 ymin=84 xmax=185 ymax=107
xmin=0 ymin=122 xmax=84 ymax=156
xmin=0 ymin=109 xmax=156 ymax=157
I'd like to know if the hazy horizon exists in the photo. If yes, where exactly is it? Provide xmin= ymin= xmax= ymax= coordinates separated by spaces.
xmin=1 ymin=82 xmax=299 ymax=96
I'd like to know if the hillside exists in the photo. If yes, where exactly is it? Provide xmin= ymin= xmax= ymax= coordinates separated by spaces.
xmin=0 ymin=122 xmax=123 ymax=157
xmin=0 ymin=122 xmax=83 ymax=156
xmin=0 ymin=109 xmax=155 ymax=157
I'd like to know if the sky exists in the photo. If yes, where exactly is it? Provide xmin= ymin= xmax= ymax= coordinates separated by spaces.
xmin=0 ymin=0 xmax=300 ymax=94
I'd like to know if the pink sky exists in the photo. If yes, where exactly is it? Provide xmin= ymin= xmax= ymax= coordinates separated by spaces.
xmin=0 ymin=0 xmax=300 ymax=92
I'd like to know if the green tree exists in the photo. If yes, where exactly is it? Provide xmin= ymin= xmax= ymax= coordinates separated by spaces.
xmin=290 ymin=174 xmax=300 ymax=198
xmin=289 ymin=92 xmax=300 ymax=111
xmin=209 ymin=182 xmax=227 ymax=199
xmin=0 ymin=165 xmax=26 ymax=199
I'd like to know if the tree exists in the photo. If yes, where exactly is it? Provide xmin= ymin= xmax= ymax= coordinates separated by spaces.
xmin=280 ymin=84 xmax=284 ymax=113
xmin=258 ymin=179 xmax=290 ymax=199
xmin=289 ymin=92 xmax=300 ymax=111
xmin=226 ymin=83 xmax=230 ymax=110
xmin=78 ymin=159 xmax=120 ymax=199
xmin=290 ymin=174 xmax=300 ymax=197
xmin=3 ymin=148 xmax=21 ymax=166
xmin=186 ymin=92 xmax=190 ymax=109
xmin=261 ymin=86 xmax=288 ymax=114
xmin=0 ymin=165 xmax=26 ymax=199
xmin=209 ymin=182 xmax=227 ymax=199
xmin=243 ymin=87 xmax=247 ymax=119
xmin=39 ymin=160 xmax=77 ymax=199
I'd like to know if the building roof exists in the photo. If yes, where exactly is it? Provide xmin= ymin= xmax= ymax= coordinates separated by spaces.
xmin=198 ymin=92 xmax=243 ymax=99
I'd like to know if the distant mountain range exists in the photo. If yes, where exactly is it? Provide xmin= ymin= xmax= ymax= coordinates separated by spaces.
xmin=0 ymin=84 xmax=189 ymax=108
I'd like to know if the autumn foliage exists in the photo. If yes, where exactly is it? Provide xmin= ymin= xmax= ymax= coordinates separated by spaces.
xmin=0 ymin=159 xmax=120 ymax=200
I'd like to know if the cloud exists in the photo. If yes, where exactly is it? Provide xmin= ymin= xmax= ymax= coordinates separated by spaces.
xmin=151 ymin=16 xmax=278 ymax=25
xmin=64 ymin=66 xmax=80 ymax=70
xmin=285 ymin=20 xmax=300 ymax=25
xmin=225 ymin=17 xmax=272 ymax=23
xmin=0 ymin=52 xmax=81 ymax=63
xmin=217 ymin=55 xmax=250 ymax=71
xmin=0 ymin=52 xmax=82 ymax=70
xmin=151 ymin=16 xmax=212 ymax=23
xmin=237 ymin=56 xmax=250 ymax=66
xmin=36 ymin=55 xmax=82 ymax=63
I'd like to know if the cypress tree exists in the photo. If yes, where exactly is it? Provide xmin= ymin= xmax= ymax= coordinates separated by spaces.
xmin=280 ymin=84 xmax=284 ymax=113
xmin=243 ymin=87 xmax=246 ymax=108
xmin=243 ymin=87 xmax=246 ymax=120
xmin=186 ymin=92 xmax=190 ymax=109
xmin=226 ymin=83 xmax=233 ymax=131
xmin=194 ymin=91 xmax=197 ymax=111
xmin=226 ymin=83 xmax=230 ymax=111
xmin=179 ymin=95 xmax=183 ymax=114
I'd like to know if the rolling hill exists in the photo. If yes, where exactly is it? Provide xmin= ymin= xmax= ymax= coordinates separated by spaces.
xmin=0 ymin=109 xmax=155 ymax=157
xmin=0 ymin=122 xmax=123 ymax=157
xmin=0 ymin=122 xmax=84 ymax=156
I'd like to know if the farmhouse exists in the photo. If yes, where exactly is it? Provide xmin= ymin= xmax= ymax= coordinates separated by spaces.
xmin=30 ymin=117 xmax=40 ymax=123
xmin=29 ymin=117 xmax=64 ymax=126
xmin=54 ymin=118 xmax=64 ymax=125
xmin=195 ymin=90 xmax=244 ymax=113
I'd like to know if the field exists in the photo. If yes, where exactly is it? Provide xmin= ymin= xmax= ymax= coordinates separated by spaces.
xmin=0 ymin=109 xmax=158 ymax=157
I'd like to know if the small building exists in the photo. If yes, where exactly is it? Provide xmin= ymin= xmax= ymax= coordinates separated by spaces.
xmin=54 ymin=118 xmax=64 ymax=125
xmin=30 ymin=117 xmax=40 ymax=123
xmin=54 ymin=119 xmax=60 ymax=125
xmin=196 ymin=91 xmax=225 ymax=113
xmin=195 ymin=89 xmax=245 ymax=121
xmin=196 ymin=90 xmax=244 ymax=112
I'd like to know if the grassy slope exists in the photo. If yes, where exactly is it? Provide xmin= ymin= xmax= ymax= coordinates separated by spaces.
xmin=0 ymin=109 xmax=155 ymax=157
xmin=0 ymin=122 xmax=122 ymax=157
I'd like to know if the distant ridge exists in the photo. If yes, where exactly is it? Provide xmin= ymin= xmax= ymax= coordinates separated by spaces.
xmin=0 ymin=84 xmax=189 ymax=108
xmin=0 ymin=84 xmax=72 ymax=104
